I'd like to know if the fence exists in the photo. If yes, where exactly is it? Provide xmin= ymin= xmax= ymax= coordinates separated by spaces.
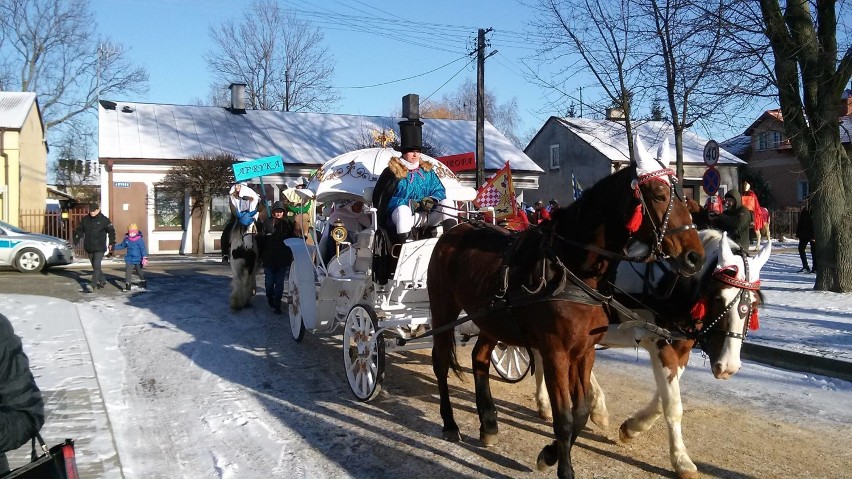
xmin=769 ymin=209 xmax=800 ymax=240
xmin=19 ymin=208 xmax=90 ymax=257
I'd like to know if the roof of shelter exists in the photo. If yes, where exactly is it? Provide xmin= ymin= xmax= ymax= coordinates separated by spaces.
xmin=98 ymin=100 xmax=542 ymax=172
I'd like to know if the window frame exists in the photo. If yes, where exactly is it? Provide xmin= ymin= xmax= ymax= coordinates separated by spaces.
xmin=153 ymin=185 xmax=185 ymax=231
xmin=209 ymin=193 xmax=231 ymax=231
xmin=549 ymin=144 xmax=560 ymax=170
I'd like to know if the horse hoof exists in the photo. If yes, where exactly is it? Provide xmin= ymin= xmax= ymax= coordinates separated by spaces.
xmin=480 ymin=431 xmax=499 ymax=447
xmin=535 ymin=445 xmax=557 ymax=472
xmin=677 ymin=470 xmax=699 ymax=479
xmin=538 ymin=409 xmax=553 ymax=422
xmin=590 ymin=411 xmax=609 ymax=429
xmin=618 ymin=422 xmax=637 ymax=443
xmin=442 ymin=430 xmax=461 ymax=442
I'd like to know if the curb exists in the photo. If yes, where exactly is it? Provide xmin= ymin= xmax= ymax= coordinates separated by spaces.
xmin=742 ymin=343 xmax=852 ymax=382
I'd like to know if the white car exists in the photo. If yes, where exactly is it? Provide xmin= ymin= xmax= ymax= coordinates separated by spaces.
xmin=0 ymin=220 xmax=74 ymax=273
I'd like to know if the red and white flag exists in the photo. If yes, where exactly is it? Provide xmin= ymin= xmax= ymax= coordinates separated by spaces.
xmin=474 ymin=162 xmax=516 ymax=220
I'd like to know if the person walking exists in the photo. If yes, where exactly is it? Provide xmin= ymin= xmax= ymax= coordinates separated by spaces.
xmin=74 ymin=203 xmax=116 ymax=290
xmin=260 ymin=201 xmax=295 ymax=314
xmin=0 ymin=313 xmax=45 ymax=475
xmin=796 ymin=197 xmax=817 ymax=274
xmin=113 ymin=223 xmax=148 ymax=291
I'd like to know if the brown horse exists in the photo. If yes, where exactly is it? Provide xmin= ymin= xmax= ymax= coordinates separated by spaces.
xmin=532 ymin=229 xmax=770 ymax=478
xmin=427 ymin=137 xmax=705 ymax=479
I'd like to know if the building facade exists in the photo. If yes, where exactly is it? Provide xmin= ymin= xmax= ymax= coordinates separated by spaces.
xmin=0 ymin=92 xmax=48 ymax=227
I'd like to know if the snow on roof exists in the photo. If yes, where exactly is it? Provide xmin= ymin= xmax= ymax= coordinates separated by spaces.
xmin=720 ymin=134 xmax=751 ymax=156
xmin=554 ymin=117 xmax=745 ymax=165
xmin=0 ymin=92 xmax=37 ymax=129
xmin=98 ymin=101 xmax=542 ymax=172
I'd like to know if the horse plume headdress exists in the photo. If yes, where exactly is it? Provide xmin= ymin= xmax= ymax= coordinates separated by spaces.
xmin=626 ymin=135 xmax=677 ymax=232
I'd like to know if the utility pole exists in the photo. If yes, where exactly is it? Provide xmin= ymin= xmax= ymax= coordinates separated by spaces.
xmin=284 ymin=70 xmax=290 ymax=112
xmin=475 ymin=28 xmax=494 ymax=188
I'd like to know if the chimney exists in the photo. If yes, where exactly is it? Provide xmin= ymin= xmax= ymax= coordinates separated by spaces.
xmin=229 ymin=83 xmax=246 ymax=113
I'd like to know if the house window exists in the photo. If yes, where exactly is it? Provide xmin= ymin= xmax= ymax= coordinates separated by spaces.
xmin=210 ymin=194 xmax=231 ymax=229
xmin=757 ymin=130 xmax=784 ymax=150
xmin=154 ymin=186 xmax=185 ymax=229
xmin=797 ymin=180 xmax=810 ymax=202
xmin=549 ymin=144 xmax=560 ymax=170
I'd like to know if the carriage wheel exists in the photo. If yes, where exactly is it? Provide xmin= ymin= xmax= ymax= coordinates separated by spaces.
xmin=343 ymin=304 xmax=385 ymax=402
xmin=491 ymin=342 xmax=531 ymax=383
xmin=288 ymin=262 xmax=305 ymax=342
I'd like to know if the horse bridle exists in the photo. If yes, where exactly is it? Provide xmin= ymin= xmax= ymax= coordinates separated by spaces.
xmin=691 ymin=249 xmax=760 ymax=345
xmin=632 ymin=168 xmax=696 ymax=262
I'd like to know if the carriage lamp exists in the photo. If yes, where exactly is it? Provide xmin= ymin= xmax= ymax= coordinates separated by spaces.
xmin=331 ymin=219 xmax=348 ymax=257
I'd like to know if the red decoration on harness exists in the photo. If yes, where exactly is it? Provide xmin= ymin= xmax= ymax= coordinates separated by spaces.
xmin=626 ymin=203 xmax=643 ymax=233
xmin=690 ymin=298 xmax=707 ymax=320
xmin=749 ymin=309 xmax=759 ymax=331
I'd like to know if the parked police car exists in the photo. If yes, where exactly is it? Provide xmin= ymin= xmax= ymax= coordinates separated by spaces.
xmin=0 ymin=220 xmax=74 ymax=273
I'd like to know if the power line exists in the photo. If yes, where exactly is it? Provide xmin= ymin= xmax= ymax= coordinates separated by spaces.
xmin=336 ymin=56 xmax=469 ymax=89
xmin=422 ymin=57 xmax=477 ymax=103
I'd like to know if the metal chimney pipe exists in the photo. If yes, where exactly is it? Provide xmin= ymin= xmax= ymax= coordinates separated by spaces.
xmin=229 ymin=83 xmax=246 ymax=111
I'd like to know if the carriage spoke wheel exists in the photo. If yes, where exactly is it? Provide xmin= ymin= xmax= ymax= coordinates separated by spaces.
xmin=343 ymin=304 xmax=385 ymax=402
xmin=288 ymin=262 xmax=305 ymax=342
xmin=491 ymin=342 xmax=531 ymax=383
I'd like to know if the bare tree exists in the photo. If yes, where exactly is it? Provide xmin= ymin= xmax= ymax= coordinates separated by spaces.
xmin=422 ymin=78 xmax=524 ymax=147
xmin=51 ymin=120 xmax=99 ymax=201
xmin=638 ymin=0 xmax=769 ymax=180
xmin=206 ymin=0 xmax=339 ymax=112
xmin=528 ymin=0 xmax=648 ymax=163
xmin=0 ymin=0 xmax=148 ymax=131
xmin=758 ymin=0 xmax=852 ymax=292
xmin=161 ymin=153 xmax=237 ymax=257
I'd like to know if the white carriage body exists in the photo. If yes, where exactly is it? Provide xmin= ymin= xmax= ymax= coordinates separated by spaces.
xmin=282 ymin=147 xmax=529 ymax=401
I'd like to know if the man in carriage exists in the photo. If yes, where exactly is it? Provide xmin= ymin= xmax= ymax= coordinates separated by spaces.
xmin=372 ymin=119 xmax=457 ymax=246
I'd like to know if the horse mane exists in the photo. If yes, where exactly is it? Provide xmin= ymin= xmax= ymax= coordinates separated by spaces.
xmin=542 ymin=164 xmax=638 ymax=267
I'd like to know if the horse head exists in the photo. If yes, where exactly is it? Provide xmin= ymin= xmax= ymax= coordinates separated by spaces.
xmin=692 ymin=231 xmax=770 ymax=379
xmin=627 ymin=136 xmax=704 ymax=276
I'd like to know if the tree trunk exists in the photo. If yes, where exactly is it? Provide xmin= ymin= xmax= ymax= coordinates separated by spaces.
xmin=810 ymin=141 xmax=852 ymax=292
xmin=196 ymin=197 xmax=208 ymax=258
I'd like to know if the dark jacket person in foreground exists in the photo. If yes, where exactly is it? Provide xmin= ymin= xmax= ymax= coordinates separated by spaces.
xmin=0 ymin=313 xmax=45 ymax=474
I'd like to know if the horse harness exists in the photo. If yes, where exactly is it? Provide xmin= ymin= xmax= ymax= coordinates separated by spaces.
xmin=689 ymin=248 xmax=760 ymax=344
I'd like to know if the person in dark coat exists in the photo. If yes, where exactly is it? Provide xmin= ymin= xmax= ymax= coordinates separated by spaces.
xmin=260 ymin=201 xmax=295 ymax=314
xmin=0 ymin=313 xmax=45 ymax=475
xmin=74 ymin=203 xmax=116 ymax=290
xmin=710 ymin=189 xmax=751 ymax=252
xmin=796 ymin=197 xmax=817 ymax=273
xmin=373 ymin=120 xmax=455 ymax=245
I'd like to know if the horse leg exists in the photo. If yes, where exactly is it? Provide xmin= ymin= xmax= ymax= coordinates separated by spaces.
xmin=432 ymin=329 xmax=461 ymax=442
xmin=534 ymin=348 xmax=607 ymax=428
xmin=619 ymin=344 xmax=698 ymax=479
xmin=472 ymin=336 xmax=499 ymax=446
xmin=532 ymin=348 xmax=552 ymax=421
xmin=535 ymin=348 xmax=578 ymax=479
xmin=588 ymin=370 xmax=609 ymax=429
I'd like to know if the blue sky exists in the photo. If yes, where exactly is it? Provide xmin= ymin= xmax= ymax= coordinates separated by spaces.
xmin=90 ymin=0 xmax=772 ymax=144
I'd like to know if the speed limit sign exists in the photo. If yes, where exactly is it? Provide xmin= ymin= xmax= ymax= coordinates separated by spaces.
xmin=703 ymin=140 xmax=719 ymax=166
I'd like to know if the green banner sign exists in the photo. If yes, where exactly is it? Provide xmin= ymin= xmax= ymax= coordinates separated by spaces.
xmin=233 ymin=155 xmax=285 ymax=181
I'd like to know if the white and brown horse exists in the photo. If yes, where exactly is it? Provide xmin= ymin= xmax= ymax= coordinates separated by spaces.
xmin=533 ymin=230 xmax=770 ymax=479
xmin=229 ymin=220 xmax=260 ymax=310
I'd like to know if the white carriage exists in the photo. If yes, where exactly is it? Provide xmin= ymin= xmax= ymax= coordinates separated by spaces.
xmin=283 ymin=148 xmax=532 ymax=401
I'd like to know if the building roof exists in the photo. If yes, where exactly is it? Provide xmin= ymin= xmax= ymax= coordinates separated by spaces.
xmin=0 ymin=92 xmax=38 ymax=129
xmin=725 ymin=108 xmax=852 ymax=152
xmin=546 ymin=117 xmax=744 ymax=166
xmin=98 ymin=100 xmax=542 ymax=173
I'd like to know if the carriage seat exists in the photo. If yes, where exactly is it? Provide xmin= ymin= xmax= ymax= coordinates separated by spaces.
xmin=353 ymin=228 xmax=375 ymax=274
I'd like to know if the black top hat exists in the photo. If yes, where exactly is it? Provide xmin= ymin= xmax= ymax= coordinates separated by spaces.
xmin=398 ymin=119 xmax=423 ymax=152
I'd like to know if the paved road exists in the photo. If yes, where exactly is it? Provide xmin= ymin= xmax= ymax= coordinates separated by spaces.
xmin=0 ymin=256 xmax=230 ymax=301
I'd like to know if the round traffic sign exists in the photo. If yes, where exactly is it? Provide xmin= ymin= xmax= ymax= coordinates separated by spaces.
xmin=702 ymin=167 xmax=721 ymax=195
xmin=703 ymin=140 xmax=720 ymax=166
